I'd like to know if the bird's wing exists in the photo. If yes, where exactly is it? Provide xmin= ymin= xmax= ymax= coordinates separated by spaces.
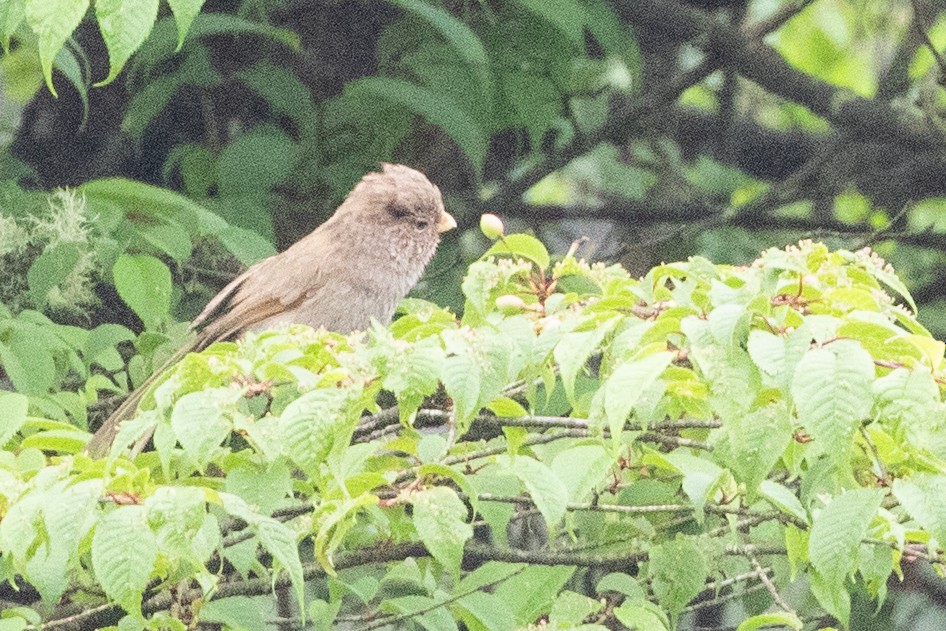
xmin=191 ymin=252 xmax=323 ymax=349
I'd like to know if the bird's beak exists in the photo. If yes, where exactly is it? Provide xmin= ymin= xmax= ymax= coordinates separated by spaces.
xmin=437 ymin=210 xmax=457 ymax=233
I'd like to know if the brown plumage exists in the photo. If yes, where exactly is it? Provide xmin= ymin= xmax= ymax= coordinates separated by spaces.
xmin=86 ymin=163 xmax=455 ymax=457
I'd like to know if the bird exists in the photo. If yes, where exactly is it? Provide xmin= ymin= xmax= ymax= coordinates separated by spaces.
xmin=86 ymin=163 xmax=456 ymax=457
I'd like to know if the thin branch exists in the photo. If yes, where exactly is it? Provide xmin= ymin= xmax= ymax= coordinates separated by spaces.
xmin=748 ymin=554 xmax=795 ymax=613
xmin=360 ymin=565 xmax=527 ymax=630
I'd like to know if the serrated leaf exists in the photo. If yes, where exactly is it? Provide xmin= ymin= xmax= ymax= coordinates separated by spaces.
xmin=457 ymin=590 xmax=518 ymax=631
xmin=809 ymin=568 xmax=851 ymax=626
xmin=112 ymin=254 xmax=172 ymax=329
xmin=166 ymin=0 xmax=206 ymax=48
xmin=648 ymin=537 xmax=708 ymax=615
xmin=411 ymin=486 xmax=473 ymax=576
xmin=27 ymin=479 xmax=102 ymax=602
xmin=791 ymin=341 xmax=874 ymax=461
xmin=278 ymin=388 xmax=353 ymax=478
xmin=893 ymin=474 xmax=946 ymax=543
xmin=171 ymin=388 xmax=239 ymax=465
xmin=499 ymin=455 xmax=567 ymax=531
xmin=483 ymin=234 xmax=551 ymax=271
xmin=759 ymin=480 xmax=808 ymax=524
xmin=486 ymin=396 xmax=529 ymax=418
xmin=493 ymin=565 xmax=574 ymax=626
xmin=715 ymin=402 xmax=792 ymax=492
xmin=91 ymin=506 xmax=158 ymax=613
xmin=664 ymin=453 xmax=724 ymax=523
xmin=601 ymin=351 xmax=673 ymax=435
xmin=257 ymin=517 xmax=305 ymax=615
xmin=1 ymin=0 xmax=26 ymax=50
xmin=869 ymin=260 xmax=917 ymax=313
xmin=553 ymin=326 xmax=610 ymax=405
xmin=24 ymin=0 xmax=89 ymax=95
xmin=550 ymin=444 xmax=612 ymax=503
xmin=94 ymin=0 xmax=159 ymax=85
xmin=596 ymin=573 xmax=645 ymax=600
xmin=873 ymin=368 xmax=939 ymax=426
xmin=441 ymin=350 xmax=481 ymax=426
xmin=313 ymin=494 xmax=378 ymax=574
xmin=808 ymin=488 xmax=883 ymax=586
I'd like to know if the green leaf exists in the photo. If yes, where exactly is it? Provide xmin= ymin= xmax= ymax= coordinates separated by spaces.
xmin=893 ymin=474 xmax=946 ymax=543
xmin=790 ymin=341 xmax=874 ymax=461
xmin=596 ymin=573 xmax=646 ymax=599
xmin=648 ymin=536 xmax=708 ymax=615
xmin=91 ymin=505 xmax=158 ymax=613
xmin=27 ymin=242 xmax=82 ymax=309
xmin=1 ymin=0 xmax=26 ymax=50
xmin=171 ymin=388 xmax=240 ymax=465
xmin=216 ymin=225 xmax=275 ymax=266
xmin=79 ymin=176 xmax=211 ymax=226
xmin=112 ymin=254 xmax=172 ymax=329
xmin=24 ymin=0 xmax=89 ymax=96
xmin=600 ymin=351 xmax=673 ymax=436
xmin=411 ymin=486 xmax=473 ymax=576
xmin=27 ymin=479 xmax=102 ymax=602
xmin=278 ymin=388 xmax=353 ymax=479
xmin=483 ymin=234 xmax=551 ymax=271
xmin=387 ymin=0 xmax=489 ymax=90
xmin=517 ymin=0 xmax=585 ymax=48
xmin=94 ymin=0 xmax=159 ymax=85
xmin=349 ymin=77 xmax=486 ymax=174
xmin=235 ymin=60 xmax=317 ymax=137
xmin=257 ymin=517 xmax=305 ymax=616
xmin=216 ymin=125 xmax=299 ymax=198
xmin=313 ymin=494 xmax=378 ymax=573
xmin=199 ymin=597 xmax=267 ymax=631
xmin=0 ymin=330 xmax=56 ymax=394
xmin=553 ymin=326 xmax=610 ymax=405
xmin=714 ymin=402 xmax=793 ymax=493
xmin=809 ymin=569 xmax=851 ymax=627
xmin=549 ymin=590 xmax=602 ymax=627
xmin=868 ymin=259 xmax=917 ymax=313
xmin=613 ymin=602 xmax=670 ymax=630
xmin=809 ymin=488 xmax=883 ymax=587
xmin=664 ymin=452 xmax=724 ymax=523
xmin=0 ymin=391 xmax=28 ymax=447
xmin=441 ymin=350 xmax=481 ymax=426
xmin=550 ymin=444 xmax=612 ymax=503
xmin=165 ymin=0 xmax=206 ymax=48
xmin=736 ymin=611 xmax=803 ymax=631
xmin=759 ymin=480 xmax=808 ymax=524
xmin=499 ymin=455 xmax=568 ymax=531
xmin=85 ymin=323 xmax=135 ymax=368
xmin=493 ymin=565 xmax=574 ymax=627
xmin=136 ymin=222 xmax=193 ymax=261
xmin=501 ymin=71 xmax=563 ymax=148
xmin=455 ymin=591 xmax=516 ymax=631
xmin=873 ymin=368 xmax=939 ymax=427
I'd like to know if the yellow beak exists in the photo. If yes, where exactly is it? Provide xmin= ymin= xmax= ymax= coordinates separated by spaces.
xmin=437 ymin=210 xmax=458 ymax=233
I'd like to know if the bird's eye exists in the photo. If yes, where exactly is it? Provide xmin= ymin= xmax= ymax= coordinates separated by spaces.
xmin=415 ymin=220 xmax=429 ymax=231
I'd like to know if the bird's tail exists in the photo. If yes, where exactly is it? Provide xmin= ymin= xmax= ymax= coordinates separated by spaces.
xmin=85 ymin=336 xmax=199 ymax=458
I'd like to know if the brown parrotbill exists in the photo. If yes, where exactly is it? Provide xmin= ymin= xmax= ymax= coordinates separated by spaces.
xmin=86 ymin=163 xmax=456 ymax=457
